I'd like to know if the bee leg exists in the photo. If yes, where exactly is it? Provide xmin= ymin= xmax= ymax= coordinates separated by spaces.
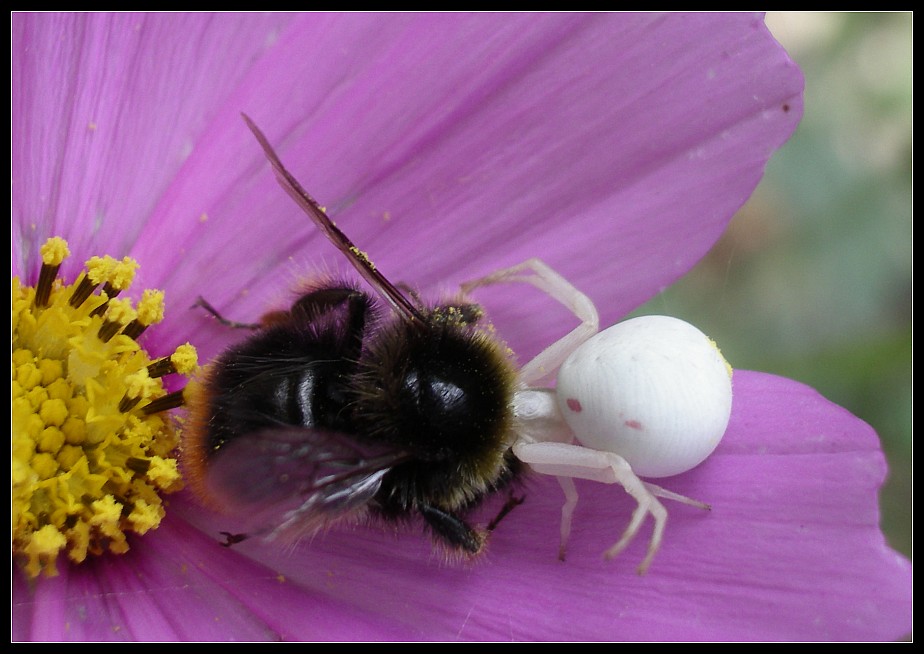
xmin=512 ymin=440 xmax=706 ymax=574
xmin=193 ymin=296 xmax=261 ymax=330
xmin=219 ymin=531 xmax=249 ymax=547
xmin=461 ymin=258 xmax=599 ymax=385
xmin=289 ymin=286 xmax=369 ymax=321
xmin=288 ymin=287 xmax=373 ymax=360
xmin=486 ymin=494 xmax=525 ymax=532
xmin=418 ymin=504 xmax=484 ymax=555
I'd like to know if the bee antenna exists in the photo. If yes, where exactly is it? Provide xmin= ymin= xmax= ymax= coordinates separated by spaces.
xmin=242 ymin=113 xmax=428 ymax=330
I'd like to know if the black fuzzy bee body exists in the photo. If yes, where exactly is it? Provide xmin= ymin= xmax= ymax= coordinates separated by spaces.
xmin=202 ymin=286 xmax=373 ymax=452
xmin=188 ymin=279 xmax=520 ymax=556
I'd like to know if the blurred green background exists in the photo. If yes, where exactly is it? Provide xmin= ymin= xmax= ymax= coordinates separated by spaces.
xmin=631 ymin=12 xmax=912 ymax=559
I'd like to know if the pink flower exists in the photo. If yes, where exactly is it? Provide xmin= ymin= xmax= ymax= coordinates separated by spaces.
xmin=12 ymin=12 xmax=910 ymax=641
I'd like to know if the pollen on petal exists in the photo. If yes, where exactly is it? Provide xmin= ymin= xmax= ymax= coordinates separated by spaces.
xmin=12 ymin=237 xmax=199 ymax=578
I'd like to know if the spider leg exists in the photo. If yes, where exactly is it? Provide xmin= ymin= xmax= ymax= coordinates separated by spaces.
xmin=462 ymin=258 xmax=599 ymax=385
xmin=512 ymin=440 xmax=707 ymax=574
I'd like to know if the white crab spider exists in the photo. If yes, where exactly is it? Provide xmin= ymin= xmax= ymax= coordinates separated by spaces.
xmin=462 ymin=259 xmax=733 ymax=574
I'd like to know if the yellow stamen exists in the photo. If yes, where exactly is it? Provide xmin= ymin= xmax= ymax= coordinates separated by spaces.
xmin=34 ymin=237 xmax=70 ymax=308
xmin=122 ymin=289 xmax=165 ymax=340
xmin=41 ymin=237 xmax=71 ymax=266
xmin=88 ymin=255 xmax=139 ymax=317
xmin=147 ymin=343 xmax=199 ymax=379
xmin=97 ymin=297 xmax=137 ymax=342
xmin=109 ymin=257 xmax=140 ymax=291
xmin=12 ymin=237 xmax=198 ymax=578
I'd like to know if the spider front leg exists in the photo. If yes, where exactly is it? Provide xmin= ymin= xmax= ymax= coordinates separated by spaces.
xmin=512 ymin=440 xmax=708 ymax=574
xmin=462 ymin=258 xmax=599 ymax=385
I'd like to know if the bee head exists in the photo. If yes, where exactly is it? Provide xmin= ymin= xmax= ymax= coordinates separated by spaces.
xmin=353 ymin=317 xmax=517 ymax=468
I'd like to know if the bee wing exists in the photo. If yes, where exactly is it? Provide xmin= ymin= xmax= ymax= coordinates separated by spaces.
xmin=204 ymin=426 xmax=409 ymax=541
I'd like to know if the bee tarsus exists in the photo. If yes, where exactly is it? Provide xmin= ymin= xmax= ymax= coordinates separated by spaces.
xmin=486 ymin=494 xmax=525 ymax=533
xmin=193 ymin=296 xmax=261 ymax=331
xmin=220 ymin=531 xmax=249 ymax=547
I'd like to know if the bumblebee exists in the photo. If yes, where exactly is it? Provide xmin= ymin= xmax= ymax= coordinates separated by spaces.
xmin=184 ymin=117 xmax=522 ymax=556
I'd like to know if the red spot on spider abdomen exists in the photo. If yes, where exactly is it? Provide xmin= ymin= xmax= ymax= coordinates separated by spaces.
xmin=566 ymin=398 xmax=582 ymax=412
xmin=624 ymin=419 xmax=643 ymax=430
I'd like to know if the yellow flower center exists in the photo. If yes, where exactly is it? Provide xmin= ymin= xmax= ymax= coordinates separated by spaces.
xmin=12 ymin=237 xmax=198 ymax=578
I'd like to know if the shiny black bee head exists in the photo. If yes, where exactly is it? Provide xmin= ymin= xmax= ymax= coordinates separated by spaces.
xmin=353 ymin=311 xmax=516 ymax=466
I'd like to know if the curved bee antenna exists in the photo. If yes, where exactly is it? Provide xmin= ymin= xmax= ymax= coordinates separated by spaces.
xmin=242 ymin=114 xmax=428 ymax=330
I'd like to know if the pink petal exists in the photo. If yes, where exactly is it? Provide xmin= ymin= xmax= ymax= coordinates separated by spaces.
xmin=13 ymin=509 xmax=416 ymax=641
xmin=11 ymin=12 xmax=292 ymax=281
xmin=13 ymin=14 xmax=800 ymax=357
xmin=131 ymin=13 xmax=801 ymax=361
